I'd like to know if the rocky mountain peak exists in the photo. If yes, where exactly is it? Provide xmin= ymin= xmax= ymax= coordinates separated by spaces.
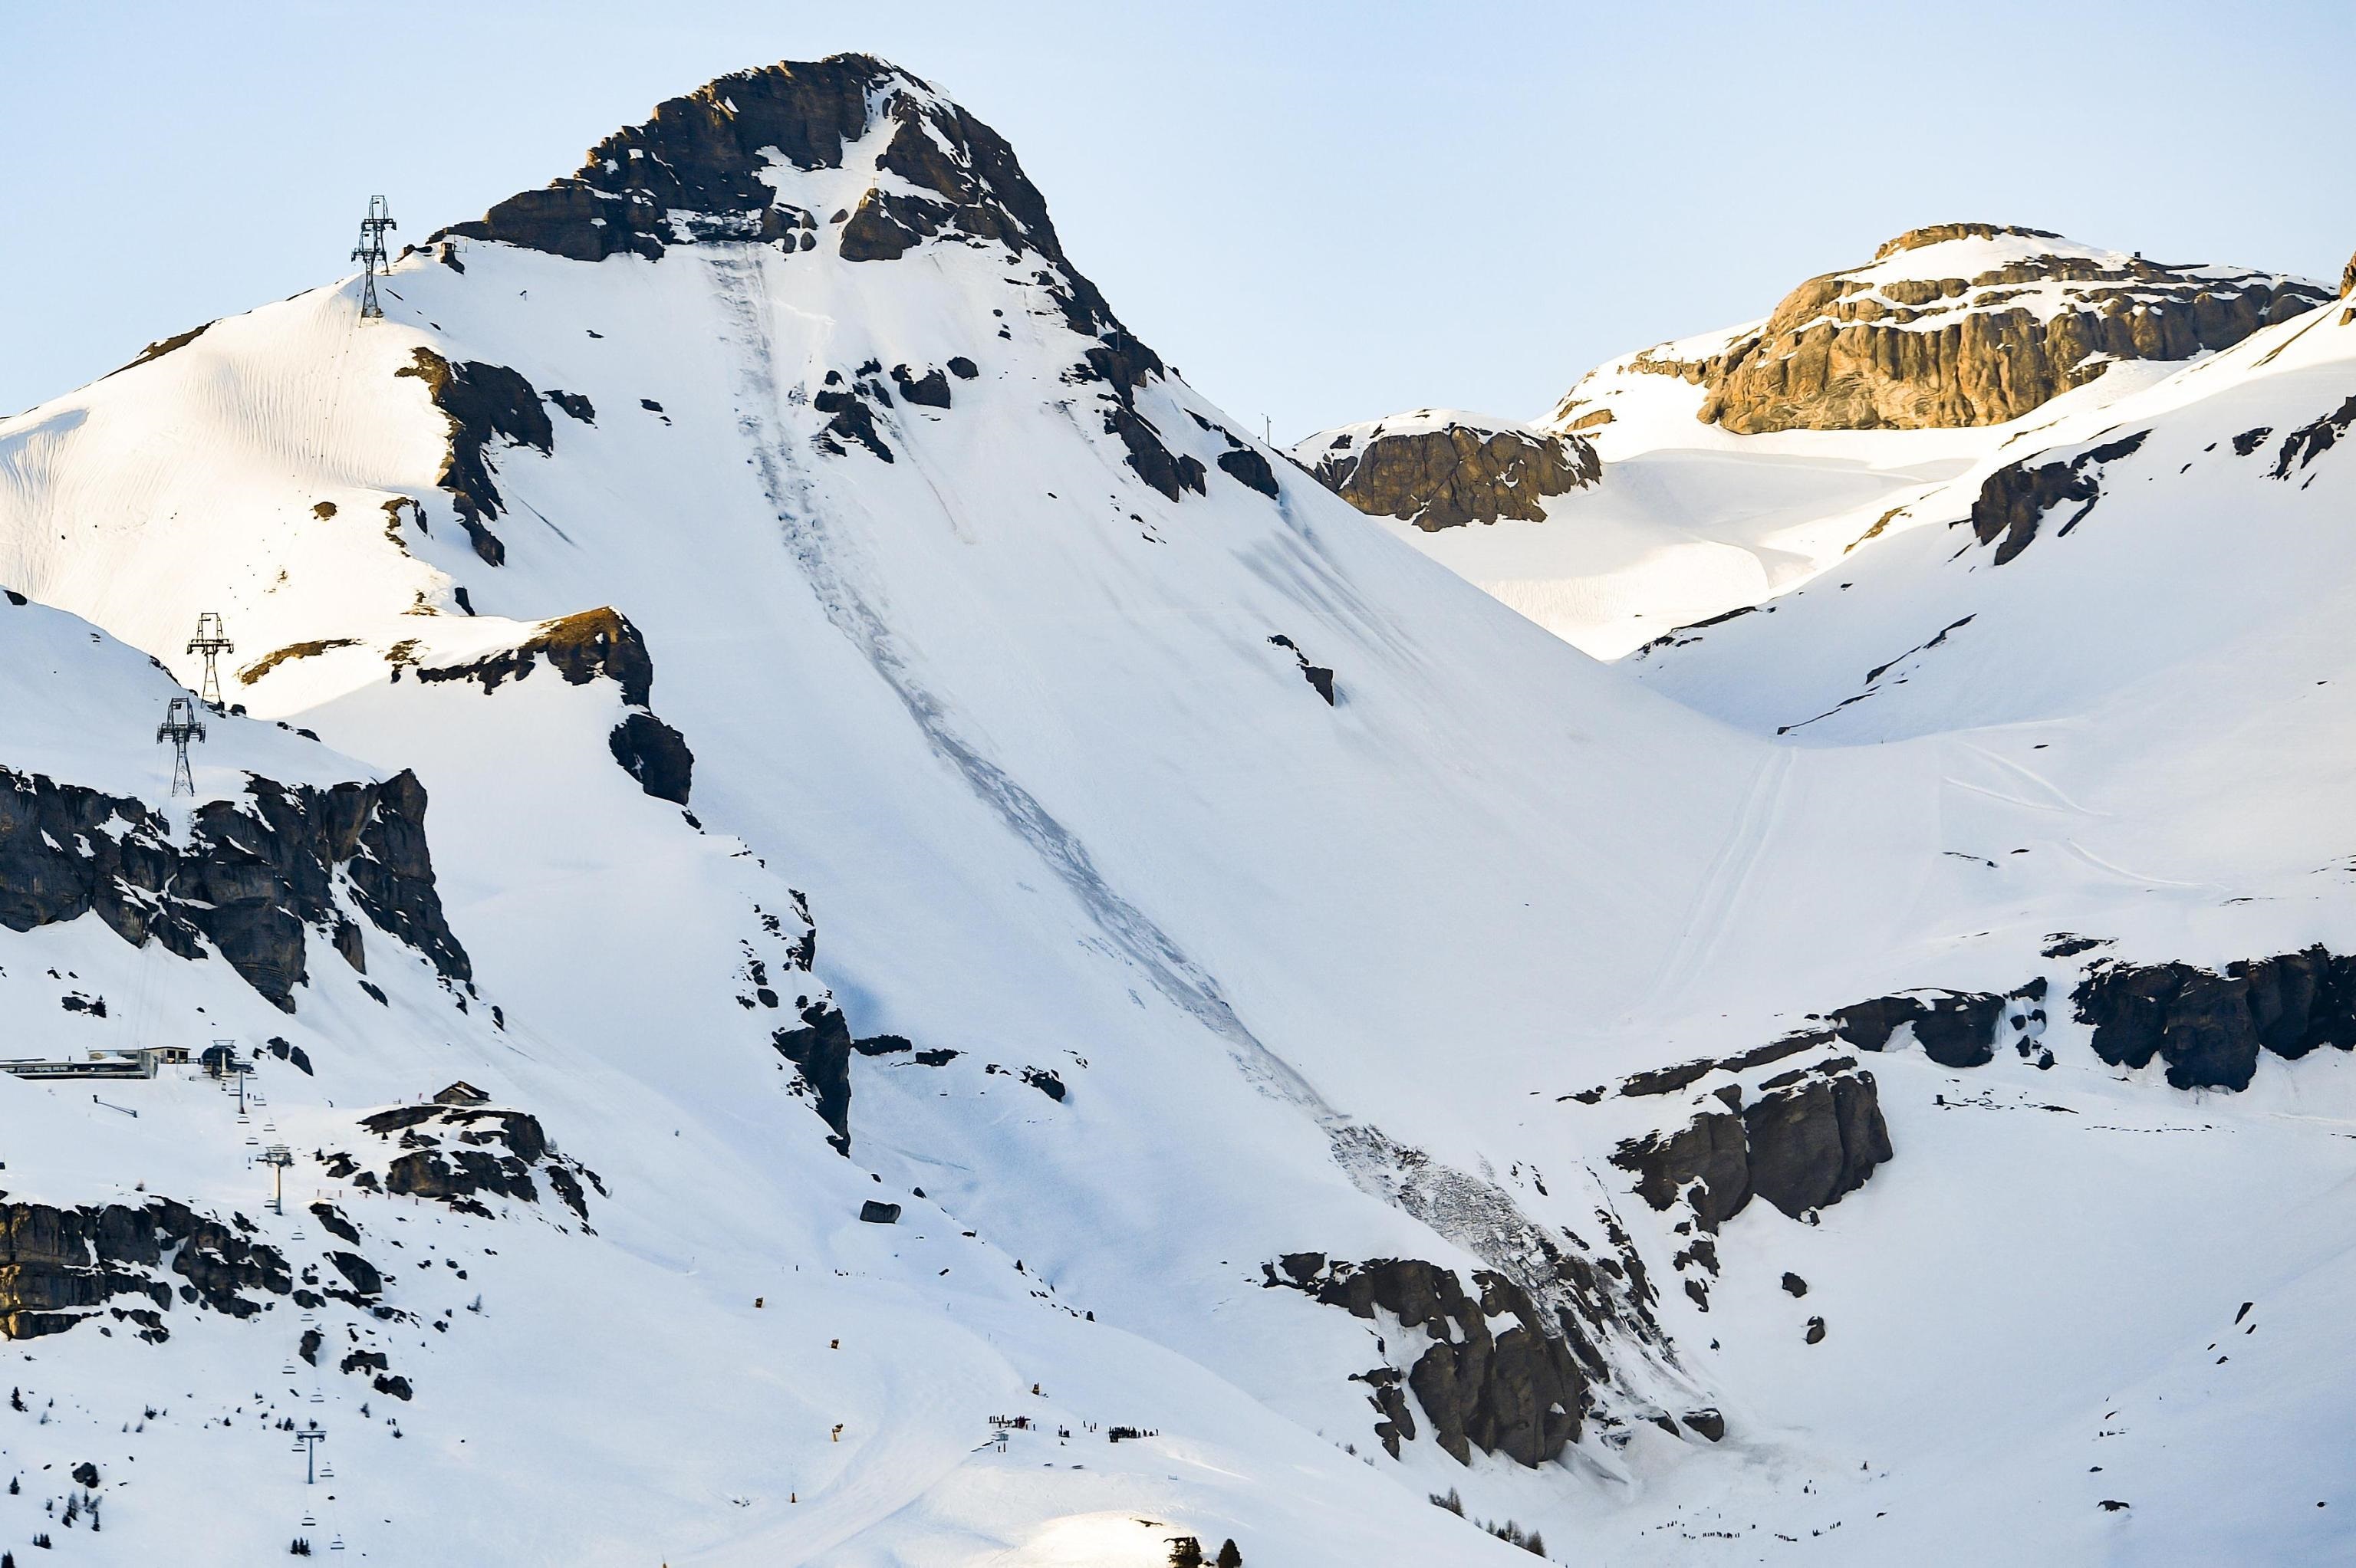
xmin=429 ymin=54 xmax=1212 ymax=495
xmin=433 ymin=54 xmax=1070 ymax=278
xmin=1555 ymin=222 xmax=2332 ymax=434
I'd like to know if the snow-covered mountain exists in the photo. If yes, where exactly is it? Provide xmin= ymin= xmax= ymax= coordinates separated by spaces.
xmin=1303 ymin=225 xmax=2333 ymax=658
xmin=2 ymin=54 xmax=2354 ymax=1566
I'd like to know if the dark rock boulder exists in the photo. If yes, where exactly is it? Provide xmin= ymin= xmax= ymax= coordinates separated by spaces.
xmin=889 ymin=363 xmax=952 ymax=408
xmin=1743 ymin=1072 xmax=1893 ymax=1219
xmin=608 ymin=711 xmax=695 ymax=804
xmin=1615 ymin=1066 xmax=1892 ymax=1227
xmin=858 ymin=1200 xmax=901 ymax=1224
xmin=308 ymin=1203 xmax=361 ymax=1245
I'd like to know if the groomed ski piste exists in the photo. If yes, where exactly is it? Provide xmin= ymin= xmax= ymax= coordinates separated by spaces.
xmin=0 ymin=53 xmax=2351 ymax=1566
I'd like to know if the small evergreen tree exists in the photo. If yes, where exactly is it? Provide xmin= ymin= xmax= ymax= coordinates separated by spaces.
xmin=1216 ymin=1539 xmax=1242 ymax=1567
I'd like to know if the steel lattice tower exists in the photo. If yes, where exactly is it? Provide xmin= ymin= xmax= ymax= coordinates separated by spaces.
xmin=156 ymin=696 xmax=206 ymax=797
xmin=188 ymin=611 xmax=234 ymax=710
xmin=352 ymin=195 xmax=397 ymax=320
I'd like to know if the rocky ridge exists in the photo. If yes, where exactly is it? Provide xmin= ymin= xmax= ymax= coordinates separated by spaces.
xmin=1551 ymin=223 xmax=2330 ymax=433
xmin=0 ymin=764 xmax=469 ymax=1010
xmin=431 ymin=54 xmax=1241 ymax=506
xmin=1295 ymin=413 xmax=1599 ymax=531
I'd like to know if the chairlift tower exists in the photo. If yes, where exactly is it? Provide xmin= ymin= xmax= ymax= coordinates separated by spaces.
xmin=293 ymin=1422 xmax=327 ymax=1483
xmin=262 ymin=1144 xmax=294 ymax=1215
xmin=188 ymin=612 xmax=233 ymax=711
xmin=156 ymin=697 xmax=206 ymax=797
xmin=352 ymin=196 xmax=397 ymax=320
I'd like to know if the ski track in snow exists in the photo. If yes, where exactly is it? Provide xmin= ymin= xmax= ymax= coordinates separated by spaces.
xmin=1638 ymin=743 xmax=1795 ymax=1015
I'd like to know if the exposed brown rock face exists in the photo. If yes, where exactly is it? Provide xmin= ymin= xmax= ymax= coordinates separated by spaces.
xmin=1299 ymin=415 xmax=1599 ymax=531
xmin=0 ymin=764 xmax=469 ymax=1009
xmin=1563 ymin=223 xmax=2329 ymax=434
xmin=416 ymin=606 xmax=653 ymax=707
xmin=411 ymin=607 xmax=696 ymax=806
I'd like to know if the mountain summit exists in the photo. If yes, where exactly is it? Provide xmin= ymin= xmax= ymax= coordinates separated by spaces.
xmin=1554 ymin=221 xmax=2330 ymax=433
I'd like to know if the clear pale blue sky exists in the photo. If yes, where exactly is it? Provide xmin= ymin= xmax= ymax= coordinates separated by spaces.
xmin=5 ymin=1 xmax=2351 ymax=439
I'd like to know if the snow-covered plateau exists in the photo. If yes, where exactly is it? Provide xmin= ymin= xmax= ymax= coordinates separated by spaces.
xmin=1 ymin=52 xmax=2352 ymax=1566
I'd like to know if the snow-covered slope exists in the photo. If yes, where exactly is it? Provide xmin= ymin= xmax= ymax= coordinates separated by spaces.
xmin=1302 ymin=225 xmax=2329 ymax=658
xmin=4 ymin=55 xmax=2356 ymax=1566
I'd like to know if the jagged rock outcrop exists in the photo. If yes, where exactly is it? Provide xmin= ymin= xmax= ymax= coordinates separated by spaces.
xmin=0 ymin=765 xmax=467 ymax=1009
xmin=437 ymin=54 xmax=1051 ymax=268
xmin=339 ymin=1102 xmax=602 ymax=1222
xmin=1831 ymin=989 xmax=2015 ymax=1067
xmin=0 ymin=1198 xmax=294 ymax=1340
xmin=2269 ymin=394 xmax=2356 ymax=480
xmin=416 ymin=606 xmax=653 ymax=705
xmin=1297 ymin=413 xmax=1598 ymax=531
xmin=1614 ymin=1065 xmax=1892 ymax=1227
xmin=2073 ymin=947 xmax=2356 ymax=1090
xmin=1264 ymin=1254 xmax=1601 ymax=1467
xmin=1266 ymin=635 xmax=1335 ymax=705
xmin=412 ymin=608 xmax=696 ymax=804
xmin=393 ymin=347 xmax=554 ymax=566
xmin=771 ymin=1002 xmax=855 ymax=1155
xmin=1561 ymin=224 xmax=2328 ymax=434
xmin=1963 ymin=430 xmax=2150 ymax=564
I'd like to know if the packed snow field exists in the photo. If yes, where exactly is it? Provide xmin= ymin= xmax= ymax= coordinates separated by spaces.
xmin=0 ymin=54 xmax=2351 ymax=1566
